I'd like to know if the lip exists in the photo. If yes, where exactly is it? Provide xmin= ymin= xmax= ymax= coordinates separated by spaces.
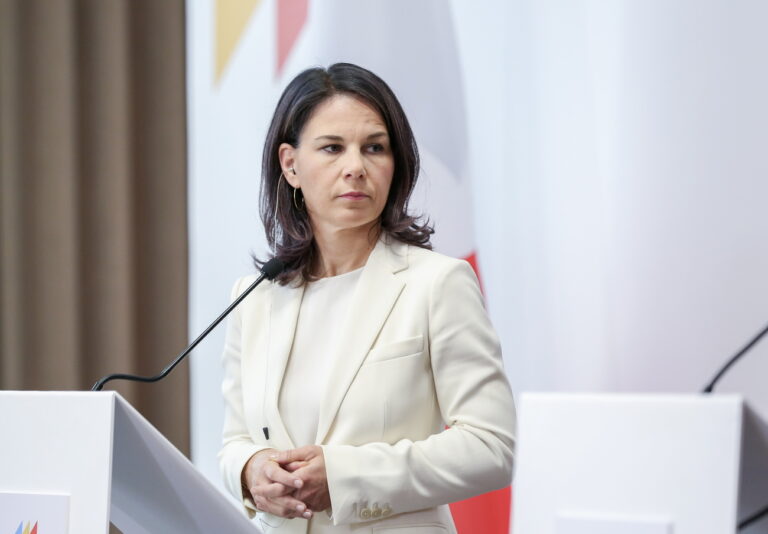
xmin=339 ymin=192 xmax=369 ymax=200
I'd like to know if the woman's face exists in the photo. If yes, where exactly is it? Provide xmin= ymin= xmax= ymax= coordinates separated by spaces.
xmin=280 ymin=94 xmax=395 ymax=237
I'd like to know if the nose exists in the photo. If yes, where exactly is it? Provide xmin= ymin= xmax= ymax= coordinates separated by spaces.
xmin=342 ymin=149 xmax=366 ymax=179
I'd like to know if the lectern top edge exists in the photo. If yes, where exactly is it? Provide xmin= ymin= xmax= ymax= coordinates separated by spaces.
xmin=520 ymin=391 xmax=744 ymax=405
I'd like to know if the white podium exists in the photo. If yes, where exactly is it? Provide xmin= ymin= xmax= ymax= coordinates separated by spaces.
xmin=512 ymin=393 xmax=768 ymax=534
xmin=0 ymin=391 xmax=258 ymax=534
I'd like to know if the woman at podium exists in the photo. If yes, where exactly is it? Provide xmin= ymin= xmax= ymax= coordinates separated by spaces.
xmin=219 ymin=62 xmax=516 ymax=534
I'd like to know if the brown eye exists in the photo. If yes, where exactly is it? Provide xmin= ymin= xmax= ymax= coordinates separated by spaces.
xmin=322 ymin=144 xmax=343 ymax=153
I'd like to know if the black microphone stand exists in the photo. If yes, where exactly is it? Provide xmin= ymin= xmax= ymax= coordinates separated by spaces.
xmin=92 ymin=259 xmax=283 ymax=391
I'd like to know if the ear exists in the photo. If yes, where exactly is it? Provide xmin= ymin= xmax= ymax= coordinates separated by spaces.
xmin=278 ymin=143 xmax=300 ymax=188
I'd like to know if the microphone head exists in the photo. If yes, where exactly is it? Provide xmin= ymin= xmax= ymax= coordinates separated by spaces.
xmin=261 ymin=258 xmax=285 ymax=280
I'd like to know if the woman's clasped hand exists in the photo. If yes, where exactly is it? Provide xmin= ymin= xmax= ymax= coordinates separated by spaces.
xmin=243 ymin=445 xmax=331 ymax=519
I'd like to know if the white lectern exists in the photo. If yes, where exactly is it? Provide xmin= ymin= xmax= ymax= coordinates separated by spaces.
xmin=0 ymin=391 xmax=258 ymax=534
xmin=512 ymin=393 xmax=768 ymax=534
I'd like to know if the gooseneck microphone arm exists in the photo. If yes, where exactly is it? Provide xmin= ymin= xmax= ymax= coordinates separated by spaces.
xmin=702 ymin=320 xmax=768 ymax=394
xmin=700 ymin=319 xmax=768 ymax=531
xmin=91 ymin=258 xmax=284 ymax=392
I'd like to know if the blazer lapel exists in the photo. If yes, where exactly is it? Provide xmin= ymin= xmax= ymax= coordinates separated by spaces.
xmin=315 ymin=238 xmax=408 ymax=444
xmin=264 ymin=281 xmax=304 ymax=449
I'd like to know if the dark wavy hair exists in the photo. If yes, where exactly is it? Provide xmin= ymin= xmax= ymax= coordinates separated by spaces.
xmin=257 ymin=63 xmax=433 ymax=284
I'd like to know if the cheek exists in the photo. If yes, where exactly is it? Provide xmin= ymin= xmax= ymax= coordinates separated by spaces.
xmin=380 ymin=175 xmax=394 ymax=203
xmin=302 ymin=187 xmax=326 ymax=212
xmin=376 ymin=161 xmax=395 ymax=199
xmin=296 ymin=167 xmax=328 ymax=200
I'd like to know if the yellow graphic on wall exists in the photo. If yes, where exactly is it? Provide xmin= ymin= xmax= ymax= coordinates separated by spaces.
xmin=215 ymin=0 xmax=262 ymax=83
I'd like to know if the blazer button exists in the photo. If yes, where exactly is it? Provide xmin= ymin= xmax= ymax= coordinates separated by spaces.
xmin=372 ymin=507 xmax=382 ymax=518
xmin=382 ymin=506 xmax=392 ymax=516
xmin=360 ymin=508 xmax=372 ymax=520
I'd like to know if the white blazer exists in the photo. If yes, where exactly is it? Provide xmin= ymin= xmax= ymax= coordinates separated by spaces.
xmin=219 ymin=237 xmax=516 ymax=534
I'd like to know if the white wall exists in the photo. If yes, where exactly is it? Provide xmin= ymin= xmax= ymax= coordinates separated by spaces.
xmin=493 ymin=0 xmax=768 ymax=405
xmin=187 ymin=0 xmax=276 ymax=488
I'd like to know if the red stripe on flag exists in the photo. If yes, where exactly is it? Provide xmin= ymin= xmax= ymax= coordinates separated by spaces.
xmin=451 ymin=251 xmax=512 ymax=533
xmin=450 ymin=486 xmax=512 ymax=534
xmin=276 ymin=0 xmax=308 ymax=76
xmin=462 ymin=252 xmax=483 ymax=294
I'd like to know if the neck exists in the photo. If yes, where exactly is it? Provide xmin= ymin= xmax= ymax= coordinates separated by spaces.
xmin=312 ymin=223 xmax=380 ymax=278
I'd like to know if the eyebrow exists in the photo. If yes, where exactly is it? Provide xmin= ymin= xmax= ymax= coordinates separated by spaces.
xmin=313 ymin=132 xmax=389 ymax=142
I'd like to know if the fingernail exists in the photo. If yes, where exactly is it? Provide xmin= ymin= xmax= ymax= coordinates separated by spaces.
xmin=296 ymin=504 xmax=305 ymax=512
xmin=303 ymin=511 xmax=312 ymax=518
xmin=269 ymin=454 xmax=278 ymax=460
xmin=294 ymin=479 xmax=303 ymax=488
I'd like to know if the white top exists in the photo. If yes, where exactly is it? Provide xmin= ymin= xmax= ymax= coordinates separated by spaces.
xmin=278 ymin=268 xmax=363 ymax=447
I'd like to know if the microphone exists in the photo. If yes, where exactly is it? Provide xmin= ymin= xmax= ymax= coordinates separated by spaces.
xmin=91 ymin=258 xmax=285 ymax=391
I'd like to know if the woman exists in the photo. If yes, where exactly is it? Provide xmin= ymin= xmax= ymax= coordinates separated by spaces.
xmin=220 ymin=63 xmax=516 ymax=534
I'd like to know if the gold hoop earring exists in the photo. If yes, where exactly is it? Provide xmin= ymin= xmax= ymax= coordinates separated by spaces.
xmin=293 ymin=187 xmax=304 ymax=211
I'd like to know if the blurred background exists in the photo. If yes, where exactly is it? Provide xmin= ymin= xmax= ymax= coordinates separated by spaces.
xmin=1 ymin=0 xmax=189 ymax=449
xmin=3 ymin=0 xmax=768 ymax=532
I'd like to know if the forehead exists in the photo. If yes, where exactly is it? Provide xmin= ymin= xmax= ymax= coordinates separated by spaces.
xmin=301 ymin=94 xmax=387 ymax=137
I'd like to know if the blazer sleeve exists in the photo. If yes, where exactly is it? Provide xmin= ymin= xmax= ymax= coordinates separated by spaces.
xmin=322 ymin=259 xmax=517 ymax=525
xmin=218 ymin=277 xmax=272 ymax=517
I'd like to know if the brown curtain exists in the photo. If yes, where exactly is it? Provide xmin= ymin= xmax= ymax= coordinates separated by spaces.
xmin=0 ymin=0 xmax=189 ymax=456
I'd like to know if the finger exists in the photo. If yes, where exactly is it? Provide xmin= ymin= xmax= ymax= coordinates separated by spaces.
xmin=251 ymin=481 xmax=294 ymax=499
xmin=291 ymin=463 xmax=320 ymax=482
xmin=254 ymin=496 xmax=299 ymax=519
xmin=254 ymin=494 xmax=311 ymax=519
xmin=284 ymin=460 xmax=308 ymax=472
xmin=273 ymin=445 xmax=316 ymax=465
xmin=292 ymin=484 xmax=331 ymax=514
xmin=263 ymin=459 xmax=304 ymax=490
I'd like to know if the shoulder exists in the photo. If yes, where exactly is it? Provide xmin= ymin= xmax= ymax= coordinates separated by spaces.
xmin=230 ymin=274 xmax=259 ymax=300
xmin=228 ymin=272 xmax=281 ymax=313
xmin=405 ymin=244 xmax=464 ymax=269
xmin=385 ymin=239 xmax=479 ymax=287
xmin=405 ymin=241 xmax=475 ymax=274
xmin=387 ymin=242 xmax=489 ymax=327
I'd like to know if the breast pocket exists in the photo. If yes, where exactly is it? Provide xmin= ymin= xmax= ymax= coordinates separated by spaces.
xmin=340 ymin=334 xmax=432 ymax=444
xmin=365 ymin=335 xmax=424 ymax=365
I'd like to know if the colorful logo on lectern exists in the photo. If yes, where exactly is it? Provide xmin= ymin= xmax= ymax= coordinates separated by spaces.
xmin=13 ymin=522 xmax=38 ymax=534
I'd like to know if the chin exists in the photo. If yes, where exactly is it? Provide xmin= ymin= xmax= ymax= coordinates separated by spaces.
xmin=335 ymin=217 xmax=380 ymax=232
